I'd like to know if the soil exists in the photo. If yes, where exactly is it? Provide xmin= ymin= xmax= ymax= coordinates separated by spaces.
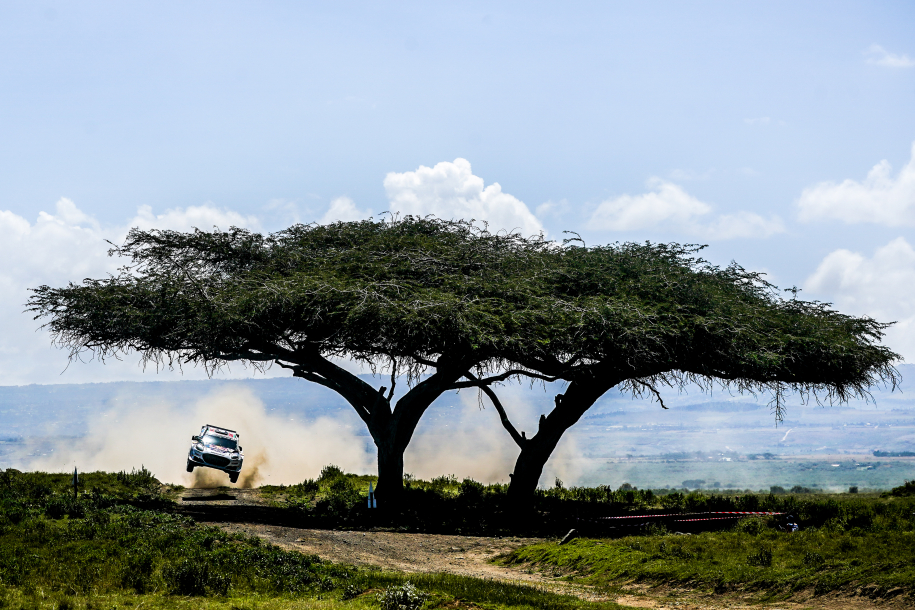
xmin=176 ymin=488 xmax=914 ymax=610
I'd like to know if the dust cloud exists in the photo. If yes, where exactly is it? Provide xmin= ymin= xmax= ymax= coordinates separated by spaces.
xmin=19 ymin=380 xmax=584 ymax=489
xmin=404 ymin=388 xmax=582 ymax=486
xmin=26 ymin=387 xmax=375 ymax=488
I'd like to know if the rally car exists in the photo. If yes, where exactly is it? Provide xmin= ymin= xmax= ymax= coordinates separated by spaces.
xmin=186 ymin=424 xmax=244 ymax=483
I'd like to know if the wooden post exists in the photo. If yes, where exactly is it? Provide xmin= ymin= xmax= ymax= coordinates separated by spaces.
xmin=73 ymin=466 xmax=78 ymax=499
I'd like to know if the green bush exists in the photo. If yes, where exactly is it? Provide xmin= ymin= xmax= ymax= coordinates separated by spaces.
xmin=377 ymin=581 xmax=428 ymax=610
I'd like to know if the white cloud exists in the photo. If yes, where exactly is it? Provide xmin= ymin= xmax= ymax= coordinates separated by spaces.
xmin=591 ymin=179 xmax=711 ymax=231
xmin=797 ymin=142 xmax=915 ymax=225
xmin=865 ymin=44 xmax=915 ymax=68
xmin=705 ymin=211 xmax=785 ymax=240
xmin=589 ymin=178 xmax=784 ymax=239
xmin=319 ymin=196 xmax=372 ymax=224
xmin=0 ymin=199 xmax=261 ymax=385
xmin=384 ymin=158 xmax=544 ymax=236
xmin=806 ymin=237 xmax=915 ymax=360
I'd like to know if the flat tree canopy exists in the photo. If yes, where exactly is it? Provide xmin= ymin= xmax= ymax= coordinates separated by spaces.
xmin=28 ymin=217 xmax=559 ymax=502
xmin=461 ymin=241 xmax=900 ymax=500
xmin=28 ymin=218 xmax=899 ymax=503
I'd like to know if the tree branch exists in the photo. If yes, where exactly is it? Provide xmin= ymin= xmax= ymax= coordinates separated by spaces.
xmin=449 ymin=369 xmax=559 ymax=389
xmin=464 ymin=372 xmax=527 ymax=449
xmin=633 ymin=379 xmax=668 ymax=409
xmin=273 ymin=348 xmax=393 ymax=432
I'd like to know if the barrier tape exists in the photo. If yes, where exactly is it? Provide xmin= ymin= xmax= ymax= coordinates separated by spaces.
xmin=599 ymin=511 xmax=784 ymax=520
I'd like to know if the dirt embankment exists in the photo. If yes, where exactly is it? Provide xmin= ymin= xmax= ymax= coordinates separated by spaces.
xmin=176 ymin=488 xmax=913 ymax=610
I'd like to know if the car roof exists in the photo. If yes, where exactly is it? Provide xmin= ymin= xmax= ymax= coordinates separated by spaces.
xmin=203 ymin=424 xmax=239 ymax=438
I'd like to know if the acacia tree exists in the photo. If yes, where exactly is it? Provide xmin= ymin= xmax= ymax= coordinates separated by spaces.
xmin=28 ymin=217 xmax=558 ymax=505
xmin=29 ymin=220 xmax=898 ymax=507
xmin=458 ymin=242 xmax=899 ymax=503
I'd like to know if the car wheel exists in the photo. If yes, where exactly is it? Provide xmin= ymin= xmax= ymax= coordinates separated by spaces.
xmin=229 ymin=473 xmax=239 ymax=483
xmin=186 ymin=461 xmax=194 ymax=472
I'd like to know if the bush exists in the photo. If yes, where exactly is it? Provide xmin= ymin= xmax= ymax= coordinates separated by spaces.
xmin=887 ymin=480 xmax=915 ymax=497
xmin=318 ymin=465 xmax=345 ymax=483
xmin=804 ymin=550 xmax=825 ymax=569
xmin=115 ymin=466 xmax=158 ymax=490
xmin=377 ymin=581 xmax=428 ymax=610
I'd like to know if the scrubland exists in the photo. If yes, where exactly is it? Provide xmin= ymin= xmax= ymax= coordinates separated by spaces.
xmin=1 ymin=467 xmax=913 ymax=609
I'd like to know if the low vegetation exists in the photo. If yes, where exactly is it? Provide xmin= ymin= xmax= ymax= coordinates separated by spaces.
xmin=0 ymin=468 xmax=624 ymax=610
xmin=4 ymin=467 xmax=914 ymax=608
xmin=498 ymin=480 xmax=915 ymax=601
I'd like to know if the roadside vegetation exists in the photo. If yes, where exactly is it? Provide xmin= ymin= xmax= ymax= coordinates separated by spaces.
xmin=0 ymin=468 xmax=624 ymax=610
xmin=263 ymin=468 xmax=915 ymax=601
xmin=498 ymin=480 xmax=915 ymax=602
xmin=4 ymin=467 xmax=914 ymax=608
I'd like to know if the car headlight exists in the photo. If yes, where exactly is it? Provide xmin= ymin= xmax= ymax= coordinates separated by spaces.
xmin=195 ymin=443 xmax=204 ymax=451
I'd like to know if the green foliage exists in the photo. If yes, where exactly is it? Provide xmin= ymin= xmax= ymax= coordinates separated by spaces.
xmin=377 ymin=581 xmax=428 ymax=610
xmin=503 ymin=497 xmax=915 ymax=597
xmin=747 ymin=547 xmax=772 ymax=567
xmin=886 ymin=480 xmax=915 ymax=497
xmin=28 ymin=218 xmax=899 ymax=418
xmin=318 ymin=464 xmax=345 ymax=482
xmin=262 ymin=468 xmax=915 ymax=538
xmin=0 ymin=471 xmax=629 ymax=610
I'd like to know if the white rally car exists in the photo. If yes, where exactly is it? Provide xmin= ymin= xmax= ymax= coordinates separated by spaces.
xmin=186 ymin=424 xmax=244 ymax=483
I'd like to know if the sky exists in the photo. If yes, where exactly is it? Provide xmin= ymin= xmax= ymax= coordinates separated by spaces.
xmin=1 ymin=1 xmax=915 ymax=385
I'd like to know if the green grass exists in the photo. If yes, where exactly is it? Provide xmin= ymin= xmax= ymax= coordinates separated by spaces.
xmin=0 ymin=469 xmax=627 ymax=610
xmin=500 ymin=503 xmax=915 ymax=600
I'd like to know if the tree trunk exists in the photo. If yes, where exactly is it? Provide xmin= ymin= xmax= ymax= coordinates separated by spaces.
xmin=506 ymin=376 xmax=619 ymax=507
xmin=506 ymin=443 xmax=551 ymax=505
xmin=374 ymin=439 xmax=406 ymax=507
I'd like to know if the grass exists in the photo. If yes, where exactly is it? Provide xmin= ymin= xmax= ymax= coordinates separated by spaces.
xmin=0 ymin=468 xmax=627 ymax=610
xmin=5 ymin=467 xmax=914 ymax=608
xmin=500 ymin=500 xmax=915 ymax=600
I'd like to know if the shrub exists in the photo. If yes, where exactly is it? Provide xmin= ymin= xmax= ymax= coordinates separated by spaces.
xmin=377 ymin=581 xmax=428 ymax=610
xmin=804 ymin=550 xmax=825 ymax=569
xmin=115 ymin=466 xmax=158 ymax=490
xmin=887 ymin=480 xmax=915 ymax=497
xmin=318 ymin=465 xmax=345 ymax=483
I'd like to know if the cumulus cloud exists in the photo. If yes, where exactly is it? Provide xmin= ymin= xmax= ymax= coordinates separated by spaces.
xmin=589 ymin=178 xmax=784 ymax=239
xmin=384 ymin=158 xmax=544 ymax=236
xmin=0 ymin=199 xmax=260 ymax=385
xmin=797 ymin=142 xmax=915 ymax=225
xmin=805 ymin=237 xmax=915 ymax=360
xmin=865 ymin=44 xmax=915 ymax=68
xmin=319 ymin=196 xmax=372 ymax=224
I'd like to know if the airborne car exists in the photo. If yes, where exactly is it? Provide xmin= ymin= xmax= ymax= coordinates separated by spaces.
xmin=186 ymin=424 xmax=244 ymax=483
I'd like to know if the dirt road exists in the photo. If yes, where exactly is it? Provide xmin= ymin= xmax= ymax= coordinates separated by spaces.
xmin=176 ymin=488 xmax=912 ymax=610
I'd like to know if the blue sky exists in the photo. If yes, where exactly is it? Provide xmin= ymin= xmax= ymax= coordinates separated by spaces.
xmin=1 ymin=1 xmax=914 ymax=384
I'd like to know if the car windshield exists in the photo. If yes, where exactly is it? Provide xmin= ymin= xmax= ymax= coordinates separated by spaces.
xmin=201 ymin=435 xmax=237 ymax=450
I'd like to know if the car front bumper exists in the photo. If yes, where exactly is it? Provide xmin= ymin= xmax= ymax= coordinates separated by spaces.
xmin=188 ymin=449 xmax=243 ymax=473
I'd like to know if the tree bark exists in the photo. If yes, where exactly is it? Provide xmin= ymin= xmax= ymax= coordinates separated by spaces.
xmin=285 ymin=351 xmax=471 ymax=509
xmin=374 ymin=436 xmax=406 ymax=505
xmin=506 ymin=375 xmax=621 ymax=506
